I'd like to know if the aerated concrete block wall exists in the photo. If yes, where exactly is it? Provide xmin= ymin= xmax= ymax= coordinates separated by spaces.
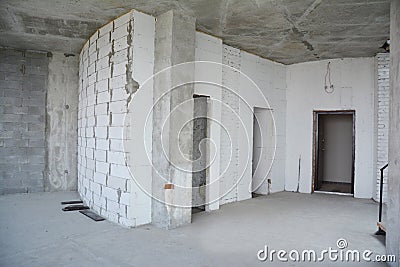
xmin=0 ymin=49 xmax=48 ymax=194
xmin=0 ymin=48 xmax=79 ymax=195
xmin=194 ymin=35 xmax=287 ymax=207
xmin=375 ymin=53 xmax=390 ymax=203
xmin=78 ymin=11 xmax=155 ymax=227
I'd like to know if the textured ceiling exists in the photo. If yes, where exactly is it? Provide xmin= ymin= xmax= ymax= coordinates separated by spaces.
xmin=0 ymin=0 xmax=390 ymax=64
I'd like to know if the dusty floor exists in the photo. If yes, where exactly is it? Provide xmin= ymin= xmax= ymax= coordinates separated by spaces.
xmin=0 ymin=191 xmax=387 ymax=266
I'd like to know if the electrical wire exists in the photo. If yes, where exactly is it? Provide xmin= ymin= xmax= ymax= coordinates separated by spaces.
xmin=324 ymin=62 xmax=334 ymax=94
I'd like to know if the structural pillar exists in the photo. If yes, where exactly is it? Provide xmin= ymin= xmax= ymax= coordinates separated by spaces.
xmin=151 ymin=10 xmax=196 ymax=229
xmin=387 ymin=0 xmax=400 ymax=265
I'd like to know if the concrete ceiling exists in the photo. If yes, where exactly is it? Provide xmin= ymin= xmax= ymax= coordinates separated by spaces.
xmin=0 ymin=0 xmax=390 ymax=64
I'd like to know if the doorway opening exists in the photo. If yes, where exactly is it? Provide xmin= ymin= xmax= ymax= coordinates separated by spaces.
xmin=252 ymin=107 xmax=274 ymax=197
xmin=313 ymin=111 xmax=355 ymax=194
xmin=192 ymin=95 xmax=209 ymax=214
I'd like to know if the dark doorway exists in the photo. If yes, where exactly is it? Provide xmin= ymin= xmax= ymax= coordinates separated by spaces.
xmin=192 ymin=95 xmax=209 ymax=213
xmin=313 ymin=111 xmax=355 ymax=194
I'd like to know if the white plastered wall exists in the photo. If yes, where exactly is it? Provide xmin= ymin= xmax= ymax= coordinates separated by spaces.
xmin=285 ymin=58 xmax=375 ymax=198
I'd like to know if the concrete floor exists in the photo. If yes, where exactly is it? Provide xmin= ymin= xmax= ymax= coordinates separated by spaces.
xmin=0 ymin=191 xmax=387 ymax=266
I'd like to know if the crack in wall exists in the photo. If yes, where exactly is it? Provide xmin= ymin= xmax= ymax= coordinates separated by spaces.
xmin=125 ymin=18 xmax=139 ymax=109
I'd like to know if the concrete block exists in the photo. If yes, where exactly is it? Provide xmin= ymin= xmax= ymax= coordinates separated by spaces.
xmin=98 ymin=43 xmax=112 ymax=60
xmin=109 ymin=75 xmax=126 ymax=89
xmin=93 ymin=193 xmax=107 ymax=209
xmin=110 ymin=139 xmax=124 ymax=152
xmin=94 ymin=172 xmax=107 ymax=185
xmin=97 ymin=91 xmax=110 ymax=104
xmin=90 ymin=180 xmax=102 ymax=196
xmin=0 ymin=114 xmax=21 ymax=123
xmin=109 ymin=101 xmax=127 ymax=114
xmin=0 ymin=96 xmax=22 ymax=106
xmin=86 ymin=138 xmax=95 ymax=148
xmin=111 ymin=88 xmax=127 ymax=102
xmin=111 ymin=49 xmax=128 ymax=64
xmin=96 ymin=114 xmax=110 ymax=127
xmin=88 ymin=73 xmax=96 ymax=86
xmin=86 ymin=105 xmax=95 ymax=117
xmin=96 ymin=138 xmax=109 ymax=150
xmin=28 ymin=139 xmax=45 ymax=147
xmin=114 ymin=11 xmax=132 ymax=28
xmin=89 ymin=51 xmax=97 ymax=66
xmin=95 ymin=149 xmax=107 ymax=162
xmin=97 ymin=56 xmax=110 ymax=70
xmin=4 ymin=139 xmax=28 ymax=147
xmin=114 ymin=37 xmax=129 ymax=52
xmin=87 ymin=116 xmax=95 ymax=127
xmin=86 ymin=158 xmax=95 ymax=170
xmin=110 ymin=113 xmax=125 ymax=127
xmin=112 ymin=25 xmax=129 ymax=42
xmin=110 ymin=163 xmax=131 ymax=179
xmin=85 ymin=147 xmax=94 ymax=159
xmin=97 ymin=67 xmax=111 ymax=81
xmin=95 ymin=103 xmax=108 ymax=115
xmin=95 ymin=126 xmax=108 ymax=139
xmin=112 ymin=62 xmax=126 ymax=77
xmin=99 ymin=22 xmax=113 ymax=37
xmin=96 ymin=79 xmax=109 ymax=93
xmin=97 ymin=34 xmax=110 ymax=50
xmin=108 ymin=126 xmax=123 ymax=139
xmin=102 ymin=186 xmax=118 ymax=202
xmin=96 ymin=161 xmax=109 ymax=174
xmin=106 ymin=198 xmax=123 ymax=213
xmin=107 ymin=151 xmax=126 ymax=164
xmin=88 ymin=44 xmax=97 ymax=57
xmin=100 ymin=208 xmax=119 ymax=222
xmin=107 ymin=175 xmax=127 ymax=190
xmin=89 ymin=32 xmax=98 ymax=46
xmin=119 ymin=192 xmax=130 ymax=205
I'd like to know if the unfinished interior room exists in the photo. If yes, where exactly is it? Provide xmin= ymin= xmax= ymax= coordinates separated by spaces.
xmin=0 ymin=0 xmax=399 ymax=266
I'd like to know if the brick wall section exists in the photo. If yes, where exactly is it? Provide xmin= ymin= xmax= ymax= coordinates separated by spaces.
xmin=376 ymin=53 xmax=390 ymax=202
xmin=220 ymin=45 xmax=241 ymax=204
xmin=0 ymin=48 xmax=48 ymax=194
xmin=78 ymin=11 xmax=135 ymax=226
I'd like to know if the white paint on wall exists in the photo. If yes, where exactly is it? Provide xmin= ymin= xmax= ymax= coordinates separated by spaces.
xmin=285 ymin=58 xmax=375 ymax=198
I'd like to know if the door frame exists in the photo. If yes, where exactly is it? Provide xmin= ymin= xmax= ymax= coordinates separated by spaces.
xmin=312 ymin=110 xmax=355 ymax=194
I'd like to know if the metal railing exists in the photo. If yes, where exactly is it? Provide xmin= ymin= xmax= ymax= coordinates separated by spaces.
xmin=376 ymin=163 xmax=388 ymax=235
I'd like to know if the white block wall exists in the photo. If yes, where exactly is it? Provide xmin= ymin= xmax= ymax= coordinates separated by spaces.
xmin=286 ymin=58 xmax=375 ymax=198
xmin=375 ymin=53 xmax=390 ymax=202
xmin=78 ymin=11 xmax=155 ymax=227
xmin=194 ymin=35 xmax=287 ymax=207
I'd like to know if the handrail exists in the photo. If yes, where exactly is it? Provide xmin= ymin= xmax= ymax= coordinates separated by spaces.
xmin=379 ymin=163 xmax=388 ymax=223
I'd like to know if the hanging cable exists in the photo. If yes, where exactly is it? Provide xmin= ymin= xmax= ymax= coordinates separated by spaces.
xmin=324 ymin=62 xmax=334 ymax=94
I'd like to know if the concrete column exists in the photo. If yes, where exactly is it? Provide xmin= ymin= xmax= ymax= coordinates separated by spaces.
xmin=152 ymin=10 xmax=196 ymax=229
xmin=387 ymin=0 xmax=400 ymax=265
xmin=46 ymin=53 xmax=79 ymax=191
